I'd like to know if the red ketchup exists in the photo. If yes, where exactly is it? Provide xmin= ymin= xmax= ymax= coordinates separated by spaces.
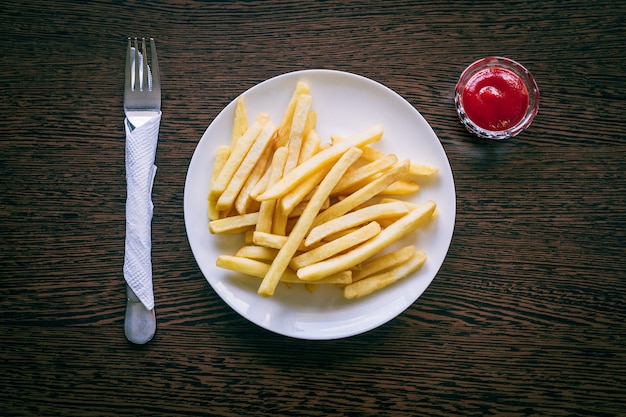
xmin=461 ymin=67 xmax=529 ymax=131
xmin=455 ymin=57 xmax=539 ymax=140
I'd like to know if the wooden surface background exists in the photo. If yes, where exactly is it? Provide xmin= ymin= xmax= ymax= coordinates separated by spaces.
xmin=1 ymin=1 xmax=625 ymax=416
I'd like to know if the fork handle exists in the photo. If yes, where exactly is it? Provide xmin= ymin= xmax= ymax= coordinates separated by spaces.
xmin=124 ymin=285 xmax=156 ymax=344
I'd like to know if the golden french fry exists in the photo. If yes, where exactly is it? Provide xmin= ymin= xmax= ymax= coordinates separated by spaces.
xmin=279 ymin=164 xmax=330 ymax=215
xmin=364 ymin=146 xmax=439 ymax=178
xmin=211 ymin=113 xmax=269 ymax=199
xmin=257 ymin=124 xmax=383 ymax=201
xmin=279 ymin=131 xmax=330 ymax=215
xmin=312 ymin=159 xmax=410 ymax=227
xmin=249 ymin=161 xmax=272 ymax=200
xmin=252 ymin=231 xmax=322 ymax=251
xmin=332 ymin=135 xmax=439 ymax=178
xmin=332 ymin=153 xmax=398 ymax=195
xmin=284 ymin=93 xmax=313 ymax=174
xmin=244 ymin=230 xmax=254 ymax=244
xmin=408 ymin=163 xmax=439 ymax=177
xmin=272 ymin=197 xmax=288 ymax=235
xmin=234 ymin=144 xmax=272 ymax=214
xmin=217 ymin=120 xmax=277 ymax=213
xmin=298 ymin=128 xmax=321 ymax=164
xmin=256 ymin=146 xmax=288 ymax=234
xmin=305 ymin=201 xmax=409 ymax=247
xmin=352 ymin=245 xmax=416 ymax=282
xmin=379 ymin=198 xmax=439 ymax=222
xmin=251 ymin=231 xmax=282 ymax=248
xmin=231 ymin=96 xmax=248 ymax=147
xmin=380 ymin=179 xmax=420 ymax=196
xmin=258 ymin=147 xmax=363 ymax=297
xmin=235 ymin=245 xmax=279 ymax=261
xmin=355 ymin=144 xmax=390 ymax=162
xmin=320 ymin=226 xmax=362 ymax=242
xmin=276 ymin=81 xmax=311 ymax=148
xmin=297 ymin=200 xmax=436 ymax=281
xmin=300 ymin=111 xmax=318 ymax=159
xmin=287 ymin=197 xmax=329 ymax=218
xmin=209 ymin=212 xmax=259 ymax=234
xmin=379 ymin=197 xmax=420 ymax=210
xmin=217 ymin=255 xmax=351 ymax=284
xmin=208 ymin=146 xmax=231 ymax=221
xmin=290 ymin=221 xmax=381 ymax=270
xmin=343 ymin=250 xmax=426 ymax=299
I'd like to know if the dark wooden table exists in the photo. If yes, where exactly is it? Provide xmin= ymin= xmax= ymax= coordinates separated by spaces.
xmin=2 ymin=1 xmax=625 ymax=415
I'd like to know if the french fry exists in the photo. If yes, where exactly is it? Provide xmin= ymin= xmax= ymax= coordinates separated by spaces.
xmin=252 ymin=231 xmax=324 ymax=252
xmin=312 ymin=159 xmax=410 ymax=227
xmin=380 ymin=198 xmax=439 ymax=222
xmin=321 ymin=226 xmax=362 ymax=242
xmin=284 ymin=93 xmax=313 ymax=174
xmin=209 ymin=212 xmax=259 ymax=234
xmin=257 ymin=124 xmax=383 ymax=201
xmin=332 ymin=135 xmax=439 ymax=178
xmin=253 ymin=231 xmax=301 ymax=251
xmin=343 ymin=250 xmax=427 ymax=299
xmin=272 ymin=197 xmax=288 ymax=236
xmin=287 ymin=197 xmax=330 ymax=218
xmin=258 ymin=147 xmax=363 ymax=297
xmin=331 ymin=153 xmax=398 ymax=195
xmin=408 ymin=163 xmax=439 ymax=178
xmin=231 ymin=96 xmax=248 ymax=147
xmin=234 ymin=144 xmax=272 ymax=214
xmin=305 ymin=201 xmax=409 ymax=247
xmin=279 ymin=133 xmax=330 ymax=216
xmin=380 ymin=179 xmax=420 ymax=196
xmin=379 ymin=197 xmax=420 ymax=210
xmin=208 ymin=146 xmax=230 ymax=221
xmin=297 ymin=200 xmax=436 ymax=281
xmin=235 ymin=245 xmax=279 ymax=261
xmin=276 ymin=81 xmax=311 ymax=148
xmin=210 ymin=113 xmax=269 ymax=199
xmin=217 ymin=255 xmax=351 ymax=284
xmin=217 ymin=120 xmax=277 ymax=213
xmin=290 ymin=221 xmax=382 ymax=270
xmin=249 ymin=161 xmax=272 ymax=200
xmin=352 ymin=245 xmax=416 ymax=282
xmin=362 ymin=145 xmax=439 ymax=178
xmin=300 ymin=112 xmax=318 ymax=161
xmin=256 ymin=146 xmax=288 ymax=234
xmin=298 ymin=128 xmax=321 ymax=164
xmin=279 ymin=164 xmax=331 ymax=215
xmin=244 ymin=230 xmax=254 ymax=244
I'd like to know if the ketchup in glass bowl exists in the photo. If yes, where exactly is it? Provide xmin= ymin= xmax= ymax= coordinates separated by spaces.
xmin=455 ymin=56 xmax=539 ymax=140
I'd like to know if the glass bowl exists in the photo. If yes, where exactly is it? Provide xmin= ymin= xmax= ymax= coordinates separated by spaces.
xmin=455 ymin=56 xmax=539 ymax=140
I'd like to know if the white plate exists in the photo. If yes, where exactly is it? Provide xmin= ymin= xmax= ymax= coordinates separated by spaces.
xmin=184 ymin=69 xmax=455 ymax=340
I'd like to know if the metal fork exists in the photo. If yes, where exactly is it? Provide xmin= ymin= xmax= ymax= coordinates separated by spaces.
xmin=124 ymin=37 xmax=161 ymax=128
xmin=123 ymin=37 xmax=160 ymax=344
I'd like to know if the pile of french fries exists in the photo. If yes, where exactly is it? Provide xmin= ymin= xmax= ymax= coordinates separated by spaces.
xmin=208 ymin=81 xmax=439 ymax=299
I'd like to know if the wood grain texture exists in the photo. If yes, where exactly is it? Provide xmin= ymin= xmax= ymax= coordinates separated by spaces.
xmin=1 ymin=0 xmax=625 ymax=416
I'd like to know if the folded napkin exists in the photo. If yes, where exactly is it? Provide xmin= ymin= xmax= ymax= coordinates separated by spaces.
xmin=123 ymin=112 xmax=161 ymax=310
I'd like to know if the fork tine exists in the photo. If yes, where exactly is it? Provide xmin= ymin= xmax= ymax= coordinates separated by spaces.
xmin=133 ymin=38 xmax=140 ymax=92
xmin=140 ymin=38 xmax=149 ymax=91
xmin=125 ymin=38 xmax=132 ymax=92
xmin=149 ymin=38 xmax=160 ymax=93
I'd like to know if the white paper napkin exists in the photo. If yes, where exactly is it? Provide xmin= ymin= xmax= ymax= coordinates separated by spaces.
xmin=123 ymin=112 xmax=161 ymax=310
